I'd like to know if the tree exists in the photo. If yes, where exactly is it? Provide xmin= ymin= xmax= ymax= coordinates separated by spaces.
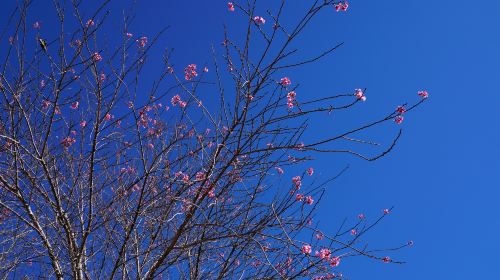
xmin=0 ymin=1 xmax=427 ymax=279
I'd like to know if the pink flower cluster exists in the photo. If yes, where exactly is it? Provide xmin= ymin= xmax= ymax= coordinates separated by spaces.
xmin=418 ymin=90 xmax=429 ymax=99
xmin=86 ymin=19 xmax=95 ymax=28
xmin=61 ymin=136 xmax=76 ymax=148
xmin=137 ymin=36 xmax=148 ymax=48
xmin=334 ymin=1 xmax=349 ymax=12
xmin=307 ymin=167 xmax=314 ymax=176
xmin=287 ymin=91 xmax=296 ymax=108
xmin=171 ymin=94 xmax=187 ymax=108
xmin=395 ymin=105 xmax=406 ymax=124
xmin=92 ymin=52 xmax=102 ymax=62
xmin=292 ymin=176 xmax=301 ymax=189
xmin=354 ymin=88 xmax=366 ymax=101
xmin=301 ymin=244 xmax=312 ymax=255
xmin=184 ymin=64 xmax=198 ymax=80
xmin=228 ymin=2 xmax=235 ymax=12
xmin=253 ymin=16 xmax=266 ymax=25
xmin=279 ymin=77 xmax=291 ymax=87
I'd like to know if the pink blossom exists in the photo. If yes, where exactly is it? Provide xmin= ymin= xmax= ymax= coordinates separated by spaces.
xmin=104 ymin=113 xmax=113 ymax=121
xmin=292 ymin=176 xmax=302 ymax=189
xmin=355 ymin=88 xmax=366 ymax=101
xmin=383 ymin=208 xmax=390 ymax=215
xmin=70 ymin=101 xmax=79 ymax=109
xmin=33 ymin=21 xmax=41 ymax=29
xmin=253 ymin=16 xmax=266 ymax=25
xmin=301 ymin=244 xmax=312 ymax=255
xmin=418 ymin=90 xmax=429 ymax=99
xmin=358 ymin=213 xmax=365 ymax=220
xmin=179 ymin=101 xmax=187 ymax=108
xmin=307 ymin=167 xmax=314 ymax=176
xmin=228 ymin=2 xmax=235 ymax=12
xmin=86 ymin=19 xmax=95 ymax=27
xmin=315 ymin=233 xmax=324 ymax=240
xmin=171 ymin=95 xmax=181 ymax=106
xmin=316 ymin=249 xmax=331 ymax=260
xmin=137 ymin=36 xmax=148 ymax=48
xmin=80 ymin=120 xmax=87 ymax=127
xmin=287 ymin=91 xmax=297 ymax=108
xmin=203 ymin=67 xmax=209 ymax=73
xmin=8 ymin=36 xmax=14 ymax=45
xmin=330 ymin=256 xmax=341 ymax=267
xmin=279 ymin=77 xmax=291 ymax=87
xmin=305 ymin=196 xmax=314 ymax=205
xmin=394 ymin=115 xmax=404 ymax=124
xmin=41 ymin=100 xmax=50 ymax=110
xmin=382 ymin=256 xmax=391 ymax=263
xmin=100 ymin=73 xmax=106 ymax=82
xmin=148 ymin=143 xmax=154 ymax=149
xmin=275 ymin=167 xmax=284 ymax=175
xmin=184 ymin=64 xmax=198 ymax=80
xmin=351 ymin=229 xmax=357 ymax=235
xmin=334 ymin=1 xmax=349 ymax=12
xmin=396 ymin=105 xmax=406 ymax=114
xmin=167 ymin=66 xmax=174 ymax=74
xmin=126 ymin=32 xmax=133 ymax=38
xmin=61 ymin=136 xmax=76 ymax=148
xmin=295 ymin=193 xmax=304 ymax=201
xmin=92 ymin=52 xmax=102 ymax=62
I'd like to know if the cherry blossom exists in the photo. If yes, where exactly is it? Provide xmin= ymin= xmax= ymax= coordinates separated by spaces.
xmin=292 ymin=176 xmax=302 ymax=189
xmin=253 ymin=16 xmax=266 ymax=25
xmin=382 ymin=256 xmax=391 ymax=263
xmin=184 ymin=64 xmax=198 ymax=80
xmin=330 ymin=256 xmax=341 ymax=267
xmin=104 ymin=113 xmax=113 ymax=121
xmin=279 ymin=77 xmax=291 ymax=87
xmin=86 ymin=19 xmax=95 ymax=27
xmin=33 ymin=21 xmax=41 ymax=29
xmin=171 ymin=95 xmax=181 ymax=106
xmin=305 ymin=196 xmax=314 ymax=205
xmin=92 ymin=52 xmax=102 ymax=62
xmin=301 ymin=244 xmax=312 ymax=255
xmin=70 ymin=101 xmax=79 ymax=109
xmin=228 ymin=2 xmax=235 ymax=12
xmin=354 ymin=88 xmax=366 ymax=101
xmin=61 ymin=137 xmax=76 ymax=148
xmin=287 ymin=91 xmax=297 ymax=108
xmin=137 ymin=36 xmax=148 ymax=48
xmin=396 ymin=105 xmax=407 ymax=114
xmin=316 ymin=248 xmax=331 ymax=260
xmin=275 ymin=167 xmax=284 ymax=175
xmin=358 ymin=213 xmax=365 ymax=220
xmin=80 ymin=121 xmax=87 ymax=127
xmin=295 ymin=193 xmax=304 ymax=201
xmin=394 ymin=115 xmax=404 ymax=124
xmin=383 ymin=208 xmax=390 ymax=215
xmin=351 ymin=229 xmax=357 ymax=235
xmin=307 ymin=167 xmax=314 ymax=176
xmin=126 ymin=32 xmax=133 ymax=38
xmin=334 ymin=1 xmax=349 ymax=12
xmin=418 ymin=90 xmax=429 ymax=99
xmin=203 ymin=67 xmax=209 ymax=73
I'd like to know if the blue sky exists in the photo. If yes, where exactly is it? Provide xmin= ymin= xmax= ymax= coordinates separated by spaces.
xmin=3 ymin=0 xmax=500 ymax=278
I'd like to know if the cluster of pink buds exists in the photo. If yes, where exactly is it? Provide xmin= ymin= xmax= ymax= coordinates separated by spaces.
xmin=307 ymin=167 xmax=314 ymax=176
xmin=418 ymin=90 xmax=429 ymax=99
xmin=86 ymin=19 xmax=95 ymax=28
xmin=292 ymin=175 xmax=302 ymax=189
xmin=354 ymin=88 xmax=366 ymax=101
xmin=395 ymin=105 xmax=406 ymax=124
xmin=279 ymin=77 xmax=291 ymax=87
xmin=92 ymin=52 xmax=102 ymax=62
xmin=358 ymin=213 xmax=365 ymax=220
xmin=253 ymin=16 xmax=266 ymax=25
xmin=275 ymin=166 xmax=284 ymax=175
xmin=304 ymin=195 xmax=314 ymax=205
xmin=382 ymin=256 xmax=391 ymax=263
xmin=171 ymin=94 xmax=187 ymax=108
xmin=61 ymin=136 xmax=76 ymax=148
xmin=287 ymin=91 xmax=296 ymax=108
xmin=70 ymin=101 xmax=79 ymax=109
xmin=228 ymin=2 xmax=235 ymax=12
xmin=184 ymin=64 xmax=198 ymax=80
xmin=301 ymin=244 xmax=312 ymax=255
xmin=137 ymin=36 xmax=148 ymax=48
xmin=334 ymin=1 xmax=349 ymax=12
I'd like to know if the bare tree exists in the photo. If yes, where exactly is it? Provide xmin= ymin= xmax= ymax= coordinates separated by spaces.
xmin=0 ymin=1 xmax=426 ymax=279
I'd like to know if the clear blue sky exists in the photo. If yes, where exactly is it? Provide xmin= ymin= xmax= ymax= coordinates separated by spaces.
xmin=3 ymin=0 xmax=500 ymax=278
